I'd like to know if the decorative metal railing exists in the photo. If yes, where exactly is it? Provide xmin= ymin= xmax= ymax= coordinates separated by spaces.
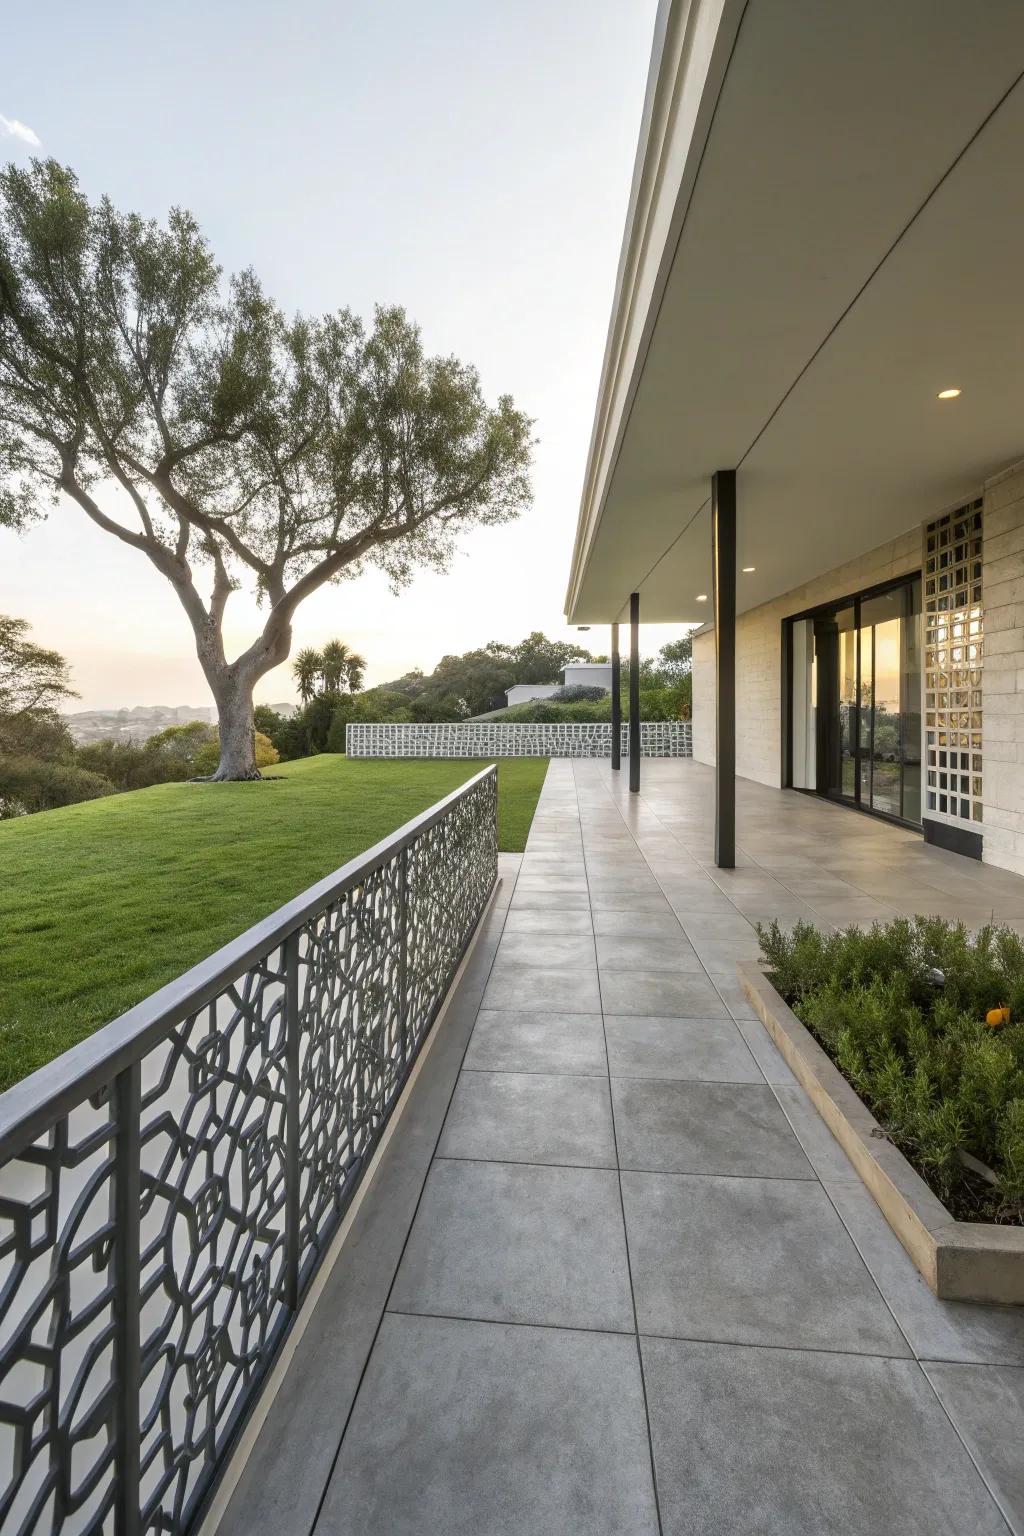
xmin=0 ymin=765 xmax=498 ymax=1536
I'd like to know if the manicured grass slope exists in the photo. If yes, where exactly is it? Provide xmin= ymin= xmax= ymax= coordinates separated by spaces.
xmin=0 ymin=755 xmax=547 ymax=1090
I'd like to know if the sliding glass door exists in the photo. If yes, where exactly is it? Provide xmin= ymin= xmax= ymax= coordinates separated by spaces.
xmin=787 ymin=577 xmax=922 ymax=826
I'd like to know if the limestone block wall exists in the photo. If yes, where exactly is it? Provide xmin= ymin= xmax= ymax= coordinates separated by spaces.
xmin=692 ymin=527 xmax=922 ymax=784
xmin=981 ymin=460 xmax=1024 ymax=877
xmin=346 ymin=721 xmax=693 ymax=759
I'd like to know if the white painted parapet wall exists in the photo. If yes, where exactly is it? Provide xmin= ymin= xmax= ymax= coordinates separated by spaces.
xmin=346 ymin=722 xmax=693 ymax=759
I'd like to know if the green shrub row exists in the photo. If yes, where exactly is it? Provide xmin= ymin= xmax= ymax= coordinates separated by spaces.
xmin=0 ymin=723 xmax=280 ymax=818
xmin=758 ymin=916 xmax=1024 ymax=1224
xmin=0 ymin=755 xmax=116 ymax=816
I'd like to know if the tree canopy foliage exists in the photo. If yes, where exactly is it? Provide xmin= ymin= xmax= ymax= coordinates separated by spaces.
xmin=379 ymin=630 xmax=599 ymax=716
xmin=0 ymin=613 xmax=76 ymax=758
xmin=0 ymin=160 xmax=532 ymax=776
xmin=0 ymin=612 xmax=76 ymax=721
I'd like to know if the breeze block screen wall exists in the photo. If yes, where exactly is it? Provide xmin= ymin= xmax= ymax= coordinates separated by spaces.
xmin=923 ymin=498 xmax=984 ymax=854
xmin=346 ymin=722 xmax=694 ymax=759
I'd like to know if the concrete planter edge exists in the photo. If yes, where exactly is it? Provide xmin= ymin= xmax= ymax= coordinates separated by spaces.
xmin=738 ymin=960 xmax=1024 ymax=1305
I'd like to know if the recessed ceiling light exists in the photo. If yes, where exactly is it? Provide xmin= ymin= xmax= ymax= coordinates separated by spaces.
xmin=695 ymin=594 xmax=708 ymax=602
xmin=742 ymin=566 xmax=756 ymax=573
xmin=937 ymin=387 xmax=961 ymax=399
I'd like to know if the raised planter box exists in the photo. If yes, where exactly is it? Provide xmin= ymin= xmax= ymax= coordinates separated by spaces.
xmin=739 ymin=961 xmax=1024 ymax=1304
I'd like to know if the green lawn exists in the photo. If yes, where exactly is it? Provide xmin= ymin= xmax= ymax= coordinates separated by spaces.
xmin=0 ymin=755 xmax=547 ymax=1090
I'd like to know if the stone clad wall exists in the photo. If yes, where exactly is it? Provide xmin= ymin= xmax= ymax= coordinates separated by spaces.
xmin=981 ymin=459 xmax=1024 ymax=877
xmin=346 ymin=722 xmax=693 ymax=759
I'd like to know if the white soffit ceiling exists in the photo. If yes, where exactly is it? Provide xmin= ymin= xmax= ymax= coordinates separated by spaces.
xmin=567 ymin=0 xmax=1024 ymax=623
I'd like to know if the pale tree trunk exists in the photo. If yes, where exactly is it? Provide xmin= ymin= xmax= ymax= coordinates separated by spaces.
xmin=171 ymin=563 xmax=293 ymax=782
xmin=208 ymin=673 xmax=260 ymax=780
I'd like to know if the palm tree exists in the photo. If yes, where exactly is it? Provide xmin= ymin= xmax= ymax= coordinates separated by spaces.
xmin=292 ymin=647 xmax=323 ymax=703
xmin=321 ymin=638 xmax=367 ymax=694
xmin=345 ymin=649 xmax=367 ymax=693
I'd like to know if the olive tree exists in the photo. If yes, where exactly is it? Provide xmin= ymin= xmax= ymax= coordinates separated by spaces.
xmin=0 ymin=161 xmax=532 ymax=778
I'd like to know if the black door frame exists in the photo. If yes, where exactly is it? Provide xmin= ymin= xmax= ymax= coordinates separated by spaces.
xmin=781 ymin=571 xmax=922 ymax=833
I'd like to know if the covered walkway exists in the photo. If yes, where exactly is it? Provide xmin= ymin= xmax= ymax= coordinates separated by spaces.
xmin=220 ymin=761 xmax=1024 ymax=1536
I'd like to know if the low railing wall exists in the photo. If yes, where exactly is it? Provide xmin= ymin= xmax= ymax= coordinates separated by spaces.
xmin=346 ymin=721 xmax=693 ymax=758
xmin=0 ymin=766 xmax=498 ymax=1536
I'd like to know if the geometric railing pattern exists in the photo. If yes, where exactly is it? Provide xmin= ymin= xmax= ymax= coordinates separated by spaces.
xmin=0 ymin=765 xmax=498 ymax=1536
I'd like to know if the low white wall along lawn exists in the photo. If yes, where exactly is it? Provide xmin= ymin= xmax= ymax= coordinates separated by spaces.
xmin=346 ymin=722 xmax=693 ymax=759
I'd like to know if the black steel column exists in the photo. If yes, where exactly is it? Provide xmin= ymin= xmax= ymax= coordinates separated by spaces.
xmin=629 ymin=592 xmax=641 ymax=793
xmin=610 ymin=622 xmax=621 ymax=770
xmin=712 ymin=470 xmax=736 ymax=868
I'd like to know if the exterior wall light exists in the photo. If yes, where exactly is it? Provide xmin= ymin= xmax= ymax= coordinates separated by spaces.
xmin=742 ymin=566 xmax=756 ymax=573
xmin=937 ymin=388 xmax=961 ymax=399
xmin=696 ymin=594 xmax=708 ymax=602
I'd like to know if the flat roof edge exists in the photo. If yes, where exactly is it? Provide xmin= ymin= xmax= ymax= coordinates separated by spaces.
xmin=564 ymin=0 xmax=747 ymax=621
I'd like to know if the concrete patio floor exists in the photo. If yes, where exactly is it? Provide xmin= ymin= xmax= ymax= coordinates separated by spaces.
xmin=221 ymin=760 xmax=1024 ymax=1536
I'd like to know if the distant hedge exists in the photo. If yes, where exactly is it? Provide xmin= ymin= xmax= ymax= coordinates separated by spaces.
xmin=0 ymin=755 xmax=116 ymax=817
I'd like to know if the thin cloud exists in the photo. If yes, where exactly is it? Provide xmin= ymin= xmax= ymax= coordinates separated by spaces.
xmin=0 ymin=115 xmax=42 ymax=148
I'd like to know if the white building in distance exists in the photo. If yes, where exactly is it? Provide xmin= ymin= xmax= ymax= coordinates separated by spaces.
xmin=506 ymin=661 xmax=613 ymax=708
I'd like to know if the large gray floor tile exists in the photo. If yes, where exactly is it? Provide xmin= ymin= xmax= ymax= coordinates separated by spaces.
xmin=642 ymin=1337 xmax=1006 ymax=1536
xmin=600 ymin=969 xmax=728 ymax=1018
xmin=440 ymin=1071 xmax=616 ymax=1167
xmin=315 ymin=1314 xmax=659 ymax=1536
xmin=772 ymin=1082 xmax=863 ymax=1182
xmin=664 ymin=892 xmax=740 ymax=915
xmin=589 ymin=890 xmax=675 ymax=913
xmin=825 ymin=1177 xmax=1024 ymax=1365
xmin=481 ymin=961 xmax=601 ymax=1014
xmin=688 ymin=937 xmax=765 ymax=972
xmin=710 ymin=974 xmax=759 ymax=1019
xmin=591 ymin=908 xmax=685 ymax=937
xmin=596 ymin=934 xmax=701 ymax=972
xmin=391 ymin=1159 xmax=634 ymax=1331
xmin=612 ymin=1079 xmax=812 ymax=1177
xmin=923 ymin=1362 xmax=1024 ymax=1533
xmin=518 ymin=854 xmax=587 ymax=875
xmin=605 ymin=1015 xmax=763 ymax=1083
xmin=735 ymin=1018 xmax=798 ymax=1084
xmin=621 ymin=1171 xmax=909 ymax=1354
xmin=464 ymin=1009 xmax=607 ymax=1075
xmin=494 ymin=931 xmax=596 ymax=967
xmin=509 ymin=888 xmax=591 ymax=911
xmin=586 ymin=857 xmax=654 ymax=876
xmin=588 ymin=874 xmax=662 ymax=896
xmin=678 ymin=914 xmax=756 ymax=940
xmin=502 ymin=908 xmax=594 ymax=934
xmin=514 ymin=874 xmax=590 ymax=893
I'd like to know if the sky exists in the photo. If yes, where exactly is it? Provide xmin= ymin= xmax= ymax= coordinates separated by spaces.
xmin=0 ymin=0 xmax=685 ymax=710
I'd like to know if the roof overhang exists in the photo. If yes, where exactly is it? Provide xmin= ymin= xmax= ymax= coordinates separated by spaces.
xmin=566 ymin=0 xmax=1024 ymax=624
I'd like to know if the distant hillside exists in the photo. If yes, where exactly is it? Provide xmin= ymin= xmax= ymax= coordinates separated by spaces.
xmin=64 ymin=703 xmax=296 ymax=744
